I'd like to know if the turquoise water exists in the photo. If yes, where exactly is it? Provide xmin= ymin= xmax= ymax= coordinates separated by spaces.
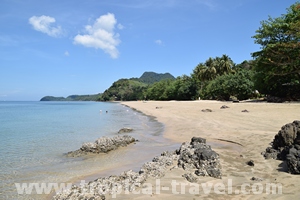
xmin=0 ymin=101 xmax=178 ymax=199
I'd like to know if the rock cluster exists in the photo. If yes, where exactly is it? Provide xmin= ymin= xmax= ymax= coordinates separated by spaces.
xmin=54 ymin=137 xmax=222 ymax=199
xmin=177 ymin=137 xmax=222 ymax=179
xmin=54 ymin=151 xmax=178 ymax=199
xmin=262 ymin=120 xmax=300 ymax=174
xmin=67 ymin=135 xmax=136 ymax=157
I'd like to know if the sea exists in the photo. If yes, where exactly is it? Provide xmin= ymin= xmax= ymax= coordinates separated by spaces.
xmin=0 ymin=101 xmax=179 ymax=200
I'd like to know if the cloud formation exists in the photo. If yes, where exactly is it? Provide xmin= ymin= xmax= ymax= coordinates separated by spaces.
xmin=73 ymin=13 xmax=121 ymax=59
xmin=29 ymin=15 xmax=62 ymax=37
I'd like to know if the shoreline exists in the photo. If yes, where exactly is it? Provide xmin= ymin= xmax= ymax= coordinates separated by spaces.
xmin=50 ymin=100 xmax=300 ymax=199
xmin=119 ymin=100 xmax=300 ymax=199
xmin=48 ymin=102 xmax=179 ymax=199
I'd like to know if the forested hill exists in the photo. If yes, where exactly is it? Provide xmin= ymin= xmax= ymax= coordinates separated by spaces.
xmin=137 ymin=72 xmax=175 ymax=84
xmin=40 ymin=72 xmax=175 ymax=101
xmin=98 ymin=72 xmax=175 ymax=101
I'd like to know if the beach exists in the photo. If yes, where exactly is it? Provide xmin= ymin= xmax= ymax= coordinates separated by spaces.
xmin=118 ymin=100 xmax=300 ymax=200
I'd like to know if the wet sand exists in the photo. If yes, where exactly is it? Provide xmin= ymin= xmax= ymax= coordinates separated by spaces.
xmin=119 ymin=100 xmax=300 ymax=200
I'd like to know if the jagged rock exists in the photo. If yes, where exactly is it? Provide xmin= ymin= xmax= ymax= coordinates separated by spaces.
xmin=55 ymin=151 xmax=177 ymax=199
xmin=118 ymin=127 xmax=133 ymax=134
xmin=140 ymin=151 xmax=178 ymax=178
xmin=177 ymin=137 xmax=222 ymax=179
xmin=54 ymin=138 xmax=221 ymax=199
xmin=273 ymin=121 xmax=300 ymax=148
xmin=263 ymin=120 xmax=300 ymax=174
xmin=191 ymin=137 xmax=206 ymax=144
xmin=241 ymin=109 xmax=249 ymax=112
xmin=263 ymin=147 xmax=279 ymax=159
xmin=67 ymin=135 xmax=136 ymax=157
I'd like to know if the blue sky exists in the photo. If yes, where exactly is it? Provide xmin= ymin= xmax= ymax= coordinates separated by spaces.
xmin=0 ymin=0 xmax=297 ymax=101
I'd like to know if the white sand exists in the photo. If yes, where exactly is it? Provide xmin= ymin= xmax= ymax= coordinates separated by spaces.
xmin=117 ymin=100 xmax=300 ymax=200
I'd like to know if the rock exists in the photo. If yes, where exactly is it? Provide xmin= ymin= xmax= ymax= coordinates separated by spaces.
xmin=241 ymin=109 xmax=249 ymax=112
xmin=55 ymin=137 xmax=222 ymax=199
xmin=220 ymin=105 xmax=229 ymax=109
xmin=273 ymin=121 xmax=300 ymax=148
xmin=118 ymin=127 xmax=133 ymax=134
xmin=182 ymin=173 xmax=198 ymax=183
xmin=246 ymin=160 xmax=255 ymax=166
xmin=263 ymin=120 xmax=300 ymax=174
xmin=67 ymin=135 xmax=136 ymax=157
xmin=191 ymin=137 xmax=206 ymax=144
xmin=177 ymin=137 xmax=222 ymax=179
xmin=201 ymin=109 xmax=212 ymax=112
xmin=55 ymin=150 xmax=178 ymax=199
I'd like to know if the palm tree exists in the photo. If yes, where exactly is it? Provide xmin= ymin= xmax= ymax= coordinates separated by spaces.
xmin=193 ymin=63 xmax=204 ymax=81
xmin=217 ymin=54 xmax=234 ymax=75
xmin=204 ymin=57 xmax=217 ymax=80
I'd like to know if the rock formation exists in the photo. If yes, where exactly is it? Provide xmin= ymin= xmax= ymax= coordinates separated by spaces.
xmin=67 ymin=135 xmax=136 ymax=157
xmin=262 ymin=120 xmax=300 ymax=174
xmin=177 ymin=137 xmax=222 ymax=179
xmin=54 ymin=137 xmax=222 ymax=199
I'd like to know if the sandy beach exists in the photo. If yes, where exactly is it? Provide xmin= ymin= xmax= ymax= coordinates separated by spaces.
xmin=117 ymin=100 xmax=300 ymax=200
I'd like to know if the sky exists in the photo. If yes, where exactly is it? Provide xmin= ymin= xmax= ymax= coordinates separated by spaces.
xmin=0 ymin=0 xmax=297 ymax=101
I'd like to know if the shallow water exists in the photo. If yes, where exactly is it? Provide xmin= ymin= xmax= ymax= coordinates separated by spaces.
xmin=0 ymin=101 xmax=178 ymax=200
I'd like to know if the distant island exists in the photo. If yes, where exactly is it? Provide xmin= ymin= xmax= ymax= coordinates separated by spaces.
xmin=40 ymin=94 xmax=101 ymax=101
xmin=40 ymin=72 xmax=175 ymax=101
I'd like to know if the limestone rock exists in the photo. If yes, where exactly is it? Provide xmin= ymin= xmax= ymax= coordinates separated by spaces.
xmin=67 ymin=135 xmax=136 ymax=157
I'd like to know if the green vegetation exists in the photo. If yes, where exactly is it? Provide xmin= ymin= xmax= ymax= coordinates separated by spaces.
xmin=41 ymin=2 xmax=300 ymax=102
xmin=252 ymin=2 xmax=300 ymax=100
xmin=98 ymin=72 xmax=175 ymax=101
xmin=99 ymin=79 xmax=148 ymax=101
xmin=138 ymin=72 xmax=175 ymax=84
xmin=203 ymin=69 xmax=254 ymax=101
xmin=40 ymin=94 xmax=101 ymax=101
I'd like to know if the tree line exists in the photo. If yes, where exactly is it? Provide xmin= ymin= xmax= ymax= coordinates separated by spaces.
xmin=125 ymin=2 xmax=300 ymax=102
xmin=42 ymin=2 xmax=300 ymax=102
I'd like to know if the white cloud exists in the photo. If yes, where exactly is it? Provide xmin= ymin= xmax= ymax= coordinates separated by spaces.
xmin=155 ymin=39 xmax=163 ymax=45
xmin=64 ymin=51 xmax=70 ymax=56
xmin=73 ymin=13 xmax=121 ymax=59
xmin=29 ymin=15 xmax=63 ymax=37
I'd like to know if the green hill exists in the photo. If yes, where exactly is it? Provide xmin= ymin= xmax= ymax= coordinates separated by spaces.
xmin=40 ymin=72 xmax=175 ymax=101
xmin=98 ymin=72 xmax=175 ymax=101
xmin=138 ymin=72 xmax=175 ymax=84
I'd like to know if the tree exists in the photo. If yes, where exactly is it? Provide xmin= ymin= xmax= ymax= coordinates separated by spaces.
xmin=204 ymin=70 xmax=255 ymax=101
xmin=252 ymin=2 xmax=300 ymax=99
xmin=215 ymin=54 xmax=234 ymax=75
